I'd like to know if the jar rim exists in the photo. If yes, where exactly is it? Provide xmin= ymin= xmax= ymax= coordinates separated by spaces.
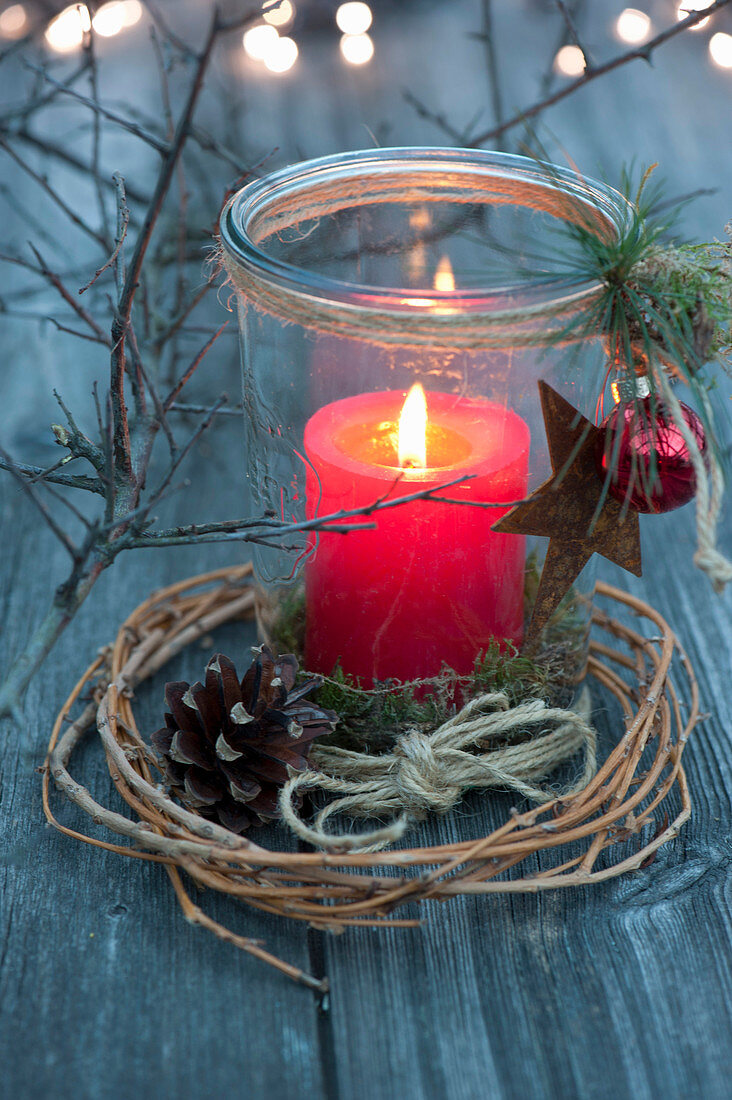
xmin=219 ymin=147 xmax=629 ymax=316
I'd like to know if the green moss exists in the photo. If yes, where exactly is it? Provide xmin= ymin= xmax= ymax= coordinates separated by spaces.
xmin=267 ymin=554 xmax=588 ymax=754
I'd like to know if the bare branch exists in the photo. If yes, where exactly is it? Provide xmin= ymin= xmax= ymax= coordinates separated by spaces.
xmin=129 ymin=475 xmax=476 ymax=549
xmin=48 ymin=318 xmax=110 ymax=345
xmin=152 ymin=280 xmax=213 ymax=347
xmin=52 ymin=390 xmax=107 ymax=475
xmin=22 ymin=62 xmax=169 ymax=154
xmin=401 ymin=89 xmax=466 ymax=145
xmin=479 ymin=0 xmax=505 ymax=149
xmin=0 ymin=442 xmax=80 ymax=560
xmin=554 ymin=0 xmax=593 ymax=69
xmin=147 ymin=395 xmax=228 ymax=507
xmin=168 ymin=403 xmax=242 ymax=416
xmin=0 ymin=138 xmax=108 ymax=249
xmin=79 ymin=173 xmax=130 ymax=295
xmin=0 ymin=247 xmax=111 ymax=345
xmin=0 ymin=456 xmax=103 ymax=494
xmin=468 ymin=0 xmax=732 ymax=147
xmin=7 ymin=126 xmax=149 ymax=205
xmin=164 ymin=322 xmax=229 ymax=410
xmin=109 ymin=11 xmax=222 ymax=487
xmin=83 ymin=25 xmax=112 ymax=250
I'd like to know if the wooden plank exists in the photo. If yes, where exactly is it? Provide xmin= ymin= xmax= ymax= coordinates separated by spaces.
xmin=0 ymin=441 xmax=325 ymax=1098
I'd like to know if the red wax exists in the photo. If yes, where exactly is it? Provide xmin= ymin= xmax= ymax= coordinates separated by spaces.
xmin=304 ymin=390 xmax=530 ymax=684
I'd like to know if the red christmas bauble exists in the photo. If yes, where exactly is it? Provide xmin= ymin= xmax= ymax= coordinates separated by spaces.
xmin=595 ymin=397 xmax=706 ymax=514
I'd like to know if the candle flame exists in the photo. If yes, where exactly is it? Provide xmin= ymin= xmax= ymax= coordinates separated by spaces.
xmin=434 ymin=256 xmax=455 ymax=292
xmin=398 ymin=384 xmax=428 ymax=468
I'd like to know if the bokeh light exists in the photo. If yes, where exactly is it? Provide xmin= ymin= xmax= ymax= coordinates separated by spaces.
xmin=45 ymin=5 xmax=91 ymax=53
xmin=0 ymin=4 xmax=28 ymax=39
xmin=709 ymin=31 xmax=732 ymax=68
xmin=100 ymin=1 xmax=141 ymax=33
xmin=615 ymin=9 xmax=652 ymax=44
xmin=340 ymin=32 xmax=374 ymax=66
xmin=336 ymin=2 xmax=372 ymax=36
xmin=677 ymin=2 xmax=711 ymax=31
xmin=263 ymin=0 xmax=294 ymax=29
xmin=93 ymin=1 xmax=143 ymax=38
xmin=553 ymin=44 xmax=585 ymax=77
xmin=263 ymin=34 xmax=298 ymax=73
xmin=243 ymin=23 xmax=279 ymax=60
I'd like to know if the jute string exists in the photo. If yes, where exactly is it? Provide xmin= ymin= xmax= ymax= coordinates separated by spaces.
xmin=220 ymin=172 xmax=609 ymax=350
xmin=657 ymin=369 xmax=732 ymax=593
xmin=279 ymin=688 xmax=597 ymax=851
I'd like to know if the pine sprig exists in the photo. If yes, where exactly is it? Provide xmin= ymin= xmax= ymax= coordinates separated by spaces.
xmin=556 ymin=164 xmax=731 ymax=386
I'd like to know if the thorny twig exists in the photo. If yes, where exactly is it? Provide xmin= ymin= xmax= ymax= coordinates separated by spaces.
xmin=405 ymin=1 xmax=731 ymax=148
xmin=468 ymin=0 xmax=731 ymax=147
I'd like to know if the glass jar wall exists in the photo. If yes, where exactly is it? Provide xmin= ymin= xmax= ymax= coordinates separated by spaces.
xmin=220 ymin=148 xmax=627 ymax=688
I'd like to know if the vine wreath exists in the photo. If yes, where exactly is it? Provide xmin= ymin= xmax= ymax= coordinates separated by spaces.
xmin=44 ymin=564 xmax=698 ymax=993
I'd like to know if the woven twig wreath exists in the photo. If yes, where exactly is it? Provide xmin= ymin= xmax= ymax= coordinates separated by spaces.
xmin=44 ymin=564 xmax=698 ymax=992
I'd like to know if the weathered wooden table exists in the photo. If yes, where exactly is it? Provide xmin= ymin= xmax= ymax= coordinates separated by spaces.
xmin=2 ymin=3 xmax=731 ymax=1097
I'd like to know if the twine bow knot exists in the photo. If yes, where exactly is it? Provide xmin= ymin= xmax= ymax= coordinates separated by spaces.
xmin=279 ymin=690 xmax=597 ymax=852
xmin=391 ymin=728 xmax=463 ymax=815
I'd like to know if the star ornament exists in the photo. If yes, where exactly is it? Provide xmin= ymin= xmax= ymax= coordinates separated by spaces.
xmin=492 ymin=381 xmax=642 ymax=641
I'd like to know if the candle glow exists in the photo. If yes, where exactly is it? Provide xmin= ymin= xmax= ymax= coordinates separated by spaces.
xmin=304 ymin=391 xmax=530 ymax=683
xmin=433 ymin=256 xmax=456 ymax=292
xmin=398 ymin=384 xmax=428 ymax=469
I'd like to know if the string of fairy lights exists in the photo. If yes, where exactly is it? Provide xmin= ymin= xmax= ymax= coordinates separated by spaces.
xmin=0 ymin=2 xmax=729 ymax=73
xmin=0 ymin=1 xmax=377 ymax=70
xmin=242 ymin=2 xmax=374 ymax=73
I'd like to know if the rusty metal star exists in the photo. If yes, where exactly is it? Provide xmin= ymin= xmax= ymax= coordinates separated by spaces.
xmin=492 ymin=381 xmax=642 ymax=641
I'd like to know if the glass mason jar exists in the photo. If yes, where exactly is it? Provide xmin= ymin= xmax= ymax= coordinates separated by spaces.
xmin=219 ymin=148 xmax=627 ymax=691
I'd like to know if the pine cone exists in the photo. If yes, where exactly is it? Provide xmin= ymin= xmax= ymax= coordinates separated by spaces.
xmin=151 ymin=646 xmax=337 ymax=834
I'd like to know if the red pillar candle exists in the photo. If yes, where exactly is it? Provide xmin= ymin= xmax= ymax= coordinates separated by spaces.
xmin=303 ymin=388 xmax=530 ymax=684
